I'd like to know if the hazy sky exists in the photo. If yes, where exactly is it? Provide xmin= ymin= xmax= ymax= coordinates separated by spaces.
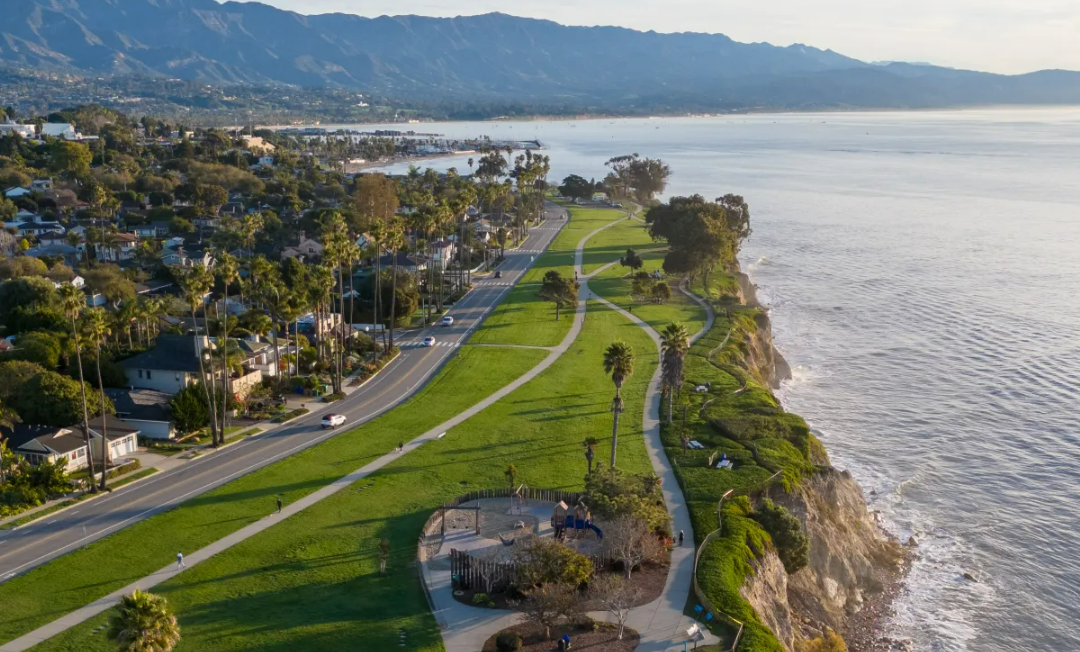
xmin=235 ymin=0 xmax=1079 ymax=74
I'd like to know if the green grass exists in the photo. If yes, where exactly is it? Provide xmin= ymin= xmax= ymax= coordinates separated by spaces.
xmin=579 ymin=215 xmax=659 ymax=275
xmin=471 ymin=205 xmax=627 ymax=347
xmin=223 ymin=428 xmax=261 ymax=445
xmin=0 ymin=347 xmax=546 ymax=647
xmin=271 ymin=408 xmax=309 ymax=423
xmin=33 ymin=304 xmax=657 ymax=652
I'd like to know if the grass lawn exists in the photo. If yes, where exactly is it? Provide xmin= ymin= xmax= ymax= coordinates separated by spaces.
xmin=471 ymin=205 xmax=628 ymax=347
xmin=0 ymin=347 xmax=546 ymax=648
xmin=579 ymin=215 xmax=660 ymax=275
xmin=32 ymin=305 xmax=658 ymax=652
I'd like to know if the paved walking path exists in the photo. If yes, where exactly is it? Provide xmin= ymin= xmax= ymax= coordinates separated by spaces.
xmin=422 ymin=214 xmax=720 ymax=652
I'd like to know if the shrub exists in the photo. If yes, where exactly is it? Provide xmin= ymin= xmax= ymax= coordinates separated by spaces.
xmin=494 ymin=632 xmax=522 ymax=652
xmin=752 ymin=499 xmax=810 ymax=574
xmin=513 ymin=537 xmax=594 ymax=588
xmin=471 ymin=592 xmax=494 ymax=607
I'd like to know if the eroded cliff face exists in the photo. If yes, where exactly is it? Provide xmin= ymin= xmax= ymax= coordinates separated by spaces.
xmin=736 ymin=273 xmax=903 ymax=650
xmin=771 ymin=470 xmax=903 ymax=643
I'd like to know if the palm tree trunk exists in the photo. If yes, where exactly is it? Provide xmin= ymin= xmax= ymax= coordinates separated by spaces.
xmin=610 ymin=389 xmax=622 ymax=469
xmin=71 ymin=315 xmax=96 ymax=489
xmin=668 ymin=388 xmax=674 ymax=425
xmin=389 ymin=256 xmax=398 ymax=350
xmin=95 ymin=340 xmax=109 ymax=490
xmin=335 ymin=263 xmax=346 ymax=392
xmin=192 ymin=305 xmax=219 ymax=445
xmin=217 ymin=301 xmax=228 ymax=447
xmin=375 ymin=246 xmax=383 ymax=353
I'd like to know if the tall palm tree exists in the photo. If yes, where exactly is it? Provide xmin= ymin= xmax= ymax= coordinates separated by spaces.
xmin=107 ymin=590 xmax=181 ymax=652
xmin=384 ymin=220 xmax=406 ymax=351
xmin=59 ymin=284 xmax=96 ymax=487
xmin=179 ymin=269 xmax=219 ymax=446
xmin=217 ymin=253 xmax=240 ymax=446
xmin=660 ymin=322 xmax=690 ymax=424
xmin=83 ymin=307 xmax=112 ymax=490
xmin=603 ymin=341 xmax=635 ymax=468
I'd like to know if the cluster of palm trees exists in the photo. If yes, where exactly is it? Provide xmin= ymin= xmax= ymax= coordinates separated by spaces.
xmin=58 ymin=283 xmax=127 ymax=492
xmin=600 ymin=322 xmax=689 ymax=470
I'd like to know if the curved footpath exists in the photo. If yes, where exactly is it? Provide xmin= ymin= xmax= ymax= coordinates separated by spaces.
xmin=422 ymin=214 xmax=720 ymax=652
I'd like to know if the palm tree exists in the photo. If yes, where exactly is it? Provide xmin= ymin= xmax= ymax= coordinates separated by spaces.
xmin=59 ymin=284 xmax=96 ymax=487
xmin=384 ymin=220 xmax=406 ymax=351
xmin=107 ymin=590 xmax=181 ymax=652
xmin=83 ymin=307 xmax=112 ymax=490
xmin=217 ymin=253 xmax=240 ymax=446
xmin=603 ymin=341 xmax=635 ymax=468
xmin=660 ymin=322 xmax=690 ymax=424
xmin=179 ymin=269 xmax=219 ymax=446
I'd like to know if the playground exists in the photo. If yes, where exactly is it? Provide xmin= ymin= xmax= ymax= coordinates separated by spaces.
xmin=438 ymin=496 xmax=609 ymax=563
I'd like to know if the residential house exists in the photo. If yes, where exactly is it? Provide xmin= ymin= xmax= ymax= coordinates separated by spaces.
xmin=0 ymin=425 xmax=90 ymax=472
xmin=3 ymin=186 xmax=31 ymax=199
xmin=0 ymin=120 xmax=35 ymax=138
xmin=86 ymin=415 xmax=140 ymax=461
xmin=50 ymin=273 xmax=85 ymax=290
xmin=281 ymin=236 xmax=325 ymax=261
xmin=161 ymin=246 xmax=214 ymax=268
xmin=473 ymin=219 xmax=494 ymax=243
xmin=130 ymin=221 xmax=169 ymax=238
xmin=31 ymin=178 xmax=53 ymax=192
xmin=40 ymin=123 xmax=79 ymax=140
xmin=8 ymin=218 xmax=65 ymax=238
xmin=355 ymin=232 xmax=373 ymax=250
xmin=42 ymin=188 xmax=80 ymax=213
xmin=97 ymin=232 xmax=139 ymax=262
xmin=376 ymin=252 xmax=427 ymax=274
xmin=24 ymin=244 xmax=79 ymax=264
xmin=429 ymin=240 xmax=456 ymax=272
xmin=119 ymin=334 xmax=218 ymax=394
xmin=162 ymin=236 xmax=185 ymax=250
xmin=257 ymin=156 xmax=275 ymax=169
xmin=105 ymin=388 xmax=176 ymax=440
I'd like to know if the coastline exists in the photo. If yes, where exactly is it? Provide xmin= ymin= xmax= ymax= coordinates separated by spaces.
xmin=740 ymin=266 xmax=911 ymax=652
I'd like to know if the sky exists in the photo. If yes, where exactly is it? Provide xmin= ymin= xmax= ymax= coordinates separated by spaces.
xmin=235 ymin=0 xmax=1080 ymax=74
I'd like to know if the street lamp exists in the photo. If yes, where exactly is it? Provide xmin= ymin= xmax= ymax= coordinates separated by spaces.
xmin=717 ymin=488 xmax=735 ymax=525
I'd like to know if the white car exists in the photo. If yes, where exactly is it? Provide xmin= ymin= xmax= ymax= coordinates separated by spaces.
xmin=321 ymin=414 xmax=346 ymax=429
xmin=441 ymin=315 xmax=454 ymax=327
xmin=422 ymin=336 xmax=436 ymax=347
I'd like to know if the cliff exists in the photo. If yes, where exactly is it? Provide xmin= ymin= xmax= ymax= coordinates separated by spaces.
xmin=678 ymin=268 xmax=901 ymax=651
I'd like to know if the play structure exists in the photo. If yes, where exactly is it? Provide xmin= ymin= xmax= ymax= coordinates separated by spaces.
xmin=551 ymin=500 xmax=604 ymax=542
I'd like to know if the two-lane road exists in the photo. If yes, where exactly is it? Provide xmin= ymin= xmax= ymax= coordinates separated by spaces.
xmin=0 ymin=203 xmax=569 ymax=582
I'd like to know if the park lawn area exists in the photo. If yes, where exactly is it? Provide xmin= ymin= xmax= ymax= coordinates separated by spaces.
xmin=33 ymin=305 xmax=658 ymax=652
xmin=1 ymin=347 xmax=547 ymax=648
xmin=579 ymin=216 xmax=661 ymax=275
xmin=471 ymin=205 xmax=627 ymax=347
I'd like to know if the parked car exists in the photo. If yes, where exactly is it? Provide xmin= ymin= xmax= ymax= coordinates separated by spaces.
xmin=422 ymin=336 xmax=436 ymax=347
xmin=321 ymin=414 xmax=346 ymax=429
xmin=494 ymin=270 xmax=502 ymax=279
xmin=441 ymin=315 xmax=454 ymax=327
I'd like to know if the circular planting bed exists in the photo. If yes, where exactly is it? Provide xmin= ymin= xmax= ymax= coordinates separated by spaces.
xmin=482 ymin=620 xmax=639 ymax=652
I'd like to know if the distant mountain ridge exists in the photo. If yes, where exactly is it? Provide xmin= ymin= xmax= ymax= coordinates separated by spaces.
xmin=3 ymin=0 xmax=1080 ymax=110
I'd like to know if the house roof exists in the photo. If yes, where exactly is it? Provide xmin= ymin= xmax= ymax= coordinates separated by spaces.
xmin=86 ymin=414 xmax=141 ymax=440
xmin=104 ymin=389 xmax=171 ymax=423
xmin=118 ymin=334 xmax=205 ymax=373
xmin=1 ymin=425 xmax=87 ymax=455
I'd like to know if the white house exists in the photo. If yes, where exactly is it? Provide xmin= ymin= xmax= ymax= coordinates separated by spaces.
xmin=161 ymin=246 xmax=213 ymax=268
xmin=119 ymin=334 xmax=219 ymax=394
xmin=281 ymin=236 xmax=325 ymax=261
xmin=40 ymin=123 xmax=79 ymax=140
xmin=97 ymin=232 xmax=139 ymax=262
xmin=1 ymin=425 xmax=91 ymax=472
xmin=257 ymin=156 xmax=275 ymax=169
xmin=0 ymin=120 xmax=35 ymax=138
xmin=106 ymin=388 xmax=176 ymax=440
xmin=429 ymin=240 xmax=456 ymax=271
xmin=31 ymin=178 xmax=53 ymax=192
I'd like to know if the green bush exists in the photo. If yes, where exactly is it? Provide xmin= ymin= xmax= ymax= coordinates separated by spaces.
xmin=495 ymin=632 xmax=522 ymax=652
xmin=752 ymin=499 xmax=809 ymax=574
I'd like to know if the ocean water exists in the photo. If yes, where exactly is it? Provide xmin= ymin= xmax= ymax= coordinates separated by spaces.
xmin=360 ymin=109 xmax=1080 ymax=651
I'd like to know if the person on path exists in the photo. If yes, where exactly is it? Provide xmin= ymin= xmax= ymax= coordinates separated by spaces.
xmin=397 ymin=441 xmax=404 ymax=452
xmin=678 ymin=530 xmax=685 ymax=546
xmin=276 ymin=497 xmax=283 ymax=513
xmin=176 ymin=552 xmax=186 ymax=570
xmin=562 ymin=633 xmax=572 ymax=649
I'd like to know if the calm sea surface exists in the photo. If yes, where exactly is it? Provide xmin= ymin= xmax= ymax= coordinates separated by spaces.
xmin=359 ymin=109 xmax=1080 ymax=651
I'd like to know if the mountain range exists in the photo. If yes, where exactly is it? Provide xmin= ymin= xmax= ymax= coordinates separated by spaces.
xmin=4 ymin=0 xmax=1080 ymax=111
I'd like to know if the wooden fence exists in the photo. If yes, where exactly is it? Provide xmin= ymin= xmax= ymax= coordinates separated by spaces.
xmin=449 ymin=547 xmax=613 ymax=593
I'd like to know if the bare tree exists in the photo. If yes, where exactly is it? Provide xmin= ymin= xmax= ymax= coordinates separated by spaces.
xmin=604 ymin=516 xmax=666 ymax=580
xmin=589 ymin=574 xmax=643 ymax=640
xmin=512 ymin=582 xmax=580 ymax=640
xmin=476 ymin=547 xmax=511 ymax=595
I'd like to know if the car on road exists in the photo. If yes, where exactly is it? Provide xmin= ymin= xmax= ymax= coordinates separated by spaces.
xmin=441 ymin=315 xmax=454 ymax=326
xmin=321 ymin=414 xmax=346 ymax=429
xmin=494 ymin=270 xmax=502 ymax=279
xmin=422 ymin=336 xmax=436 ymax=347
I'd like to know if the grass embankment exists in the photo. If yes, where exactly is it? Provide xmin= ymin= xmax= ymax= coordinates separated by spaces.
xmin=470 ymin=205 xmax=626 ymax=347
xmin=0 ymin=347 xmax=544 ymax=647
xmin=660 ymin=281 xmax=820 ymax=652
xmin=34 ymin=305 xmax=657 ymax=652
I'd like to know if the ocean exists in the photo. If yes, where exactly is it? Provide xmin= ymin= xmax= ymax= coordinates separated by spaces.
xmin=358 ymin=108 xmax=1080 ymax=651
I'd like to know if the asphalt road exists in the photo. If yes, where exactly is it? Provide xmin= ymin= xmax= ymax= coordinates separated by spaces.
xmin=0 ymin=203 xmax=569 ymax=583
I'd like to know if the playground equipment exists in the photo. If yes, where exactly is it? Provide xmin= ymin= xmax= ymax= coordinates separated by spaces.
xmin=511 ymin=483 xmax=529 ymax=515
xmin=551 ymin=500 xmax=603 ymax=541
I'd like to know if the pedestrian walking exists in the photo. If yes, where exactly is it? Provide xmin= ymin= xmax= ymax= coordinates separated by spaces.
xmin=176 ymin=552 xmax=186 ymax=570
xmin=276 ymin=497 xmax=283 ymax=513
xmin=678 ymin=530 xmax=685 ymax=546
xmin=397 ymin=441 xmax=404 ymax=452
